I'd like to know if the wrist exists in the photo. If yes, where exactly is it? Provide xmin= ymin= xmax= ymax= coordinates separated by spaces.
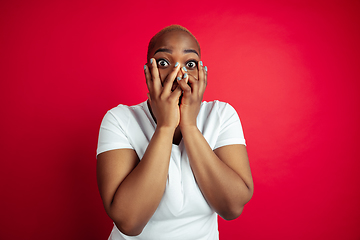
xmin=155 ymin=125 xmax=177 ymax=135
xmin=179 ymin=124 xmax=198 ymax=134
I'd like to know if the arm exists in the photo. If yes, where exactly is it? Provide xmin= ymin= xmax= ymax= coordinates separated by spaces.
xmin=96 ymin=60 xmax=182 ymax=236
xmin=181 ymin=128 xmax=253 ymax=220
xmin=177 ymin=63 xmax=254 ymax=220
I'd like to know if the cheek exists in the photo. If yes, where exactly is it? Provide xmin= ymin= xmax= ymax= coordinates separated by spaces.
xmin=188 ymin=69 xmax=199 ymax=79
xmin=158 ymin=69 xmax=172 ymax=84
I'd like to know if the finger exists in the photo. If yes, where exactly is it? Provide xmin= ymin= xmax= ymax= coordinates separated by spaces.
xmin=181 ymin=66 xmax=188 ymax=77
xmin=187 ymin=73 xmax=199 ymax=92
xmin=149 ymin=58 xmax=162 ymax=93
xmin=169 ymin=65 xmax=183 ymax=100
xmin=187 ymin=73 xmax=198 ymax=81
xmin=197 ymin=61 xmax=206 ymax=92
xmin=204 ymin=65 xmax=208 ymax=87
xmin=181 ymin=66 xmax=192 ymax=85
xmin=144 ymin=64 xmax=152 ymax=93
xmin=176 ymin=69 xmax=183 ymax=81
xmin=173 ymin=67 xmax=183 ymax=90
xmin=169 ymin=83 xmax=183 ymax=101
xmin=198 ymin=61 xmax=205 ymax=88
xmin=177 ymin=73 xmax=192 ymax=97
xmin=162 ymin=62 xmax=181 ymax=93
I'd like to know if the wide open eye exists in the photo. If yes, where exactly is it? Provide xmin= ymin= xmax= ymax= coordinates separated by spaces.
xmin=186 ymin=60 xmax=197 ymax=69
xmin=157 ymin=59 xmax=169 ymax=68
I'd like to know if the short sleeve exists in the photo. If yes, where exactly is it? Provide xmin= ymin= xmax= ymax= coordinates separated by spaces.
xmin=214 ymin=102 xmax=246 ymax=149
xmin=96 ymin=109 xmax=133 ymax=156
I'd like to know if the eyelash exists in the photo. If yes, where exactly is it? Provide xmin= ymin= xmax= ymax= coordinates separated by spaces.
xmin=186 ymin=60 xmax=197 ymax=69
xmin=156 ymin=59 xmax=198 ymax=69
xmin=157 ymin=59 xmax=170 ymax=68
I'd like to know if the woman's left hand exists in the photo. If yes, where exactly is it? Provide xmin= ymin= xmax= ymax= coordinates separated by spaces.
xmin=177 ymin=61 xmax=207 ymax=128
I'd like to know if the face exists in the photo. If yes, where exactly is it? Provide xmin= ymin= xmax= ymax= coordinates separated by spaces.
xmin=148 ymin=30 xmax=201 ymax=90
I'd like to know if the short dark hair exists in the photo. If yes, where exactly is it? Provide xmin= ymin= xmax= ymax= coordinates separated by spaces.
xmin=147 ymin=25 xmax=201 ymax=61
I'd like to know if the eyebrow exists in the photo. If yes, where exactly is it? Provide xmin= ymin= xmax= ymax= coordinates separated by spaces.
xmin=154 ymin=48 xmax=172 ymax=55
xmin=184 ymin=49 xmax=199 ymax=56
xmin=154 ymin=48 xmax=199 ymax=56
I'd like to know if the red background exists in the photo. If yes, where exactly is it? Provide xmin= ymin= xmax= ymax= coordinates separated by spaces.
xmin=1 ymin=0 xmax=359 ymax=239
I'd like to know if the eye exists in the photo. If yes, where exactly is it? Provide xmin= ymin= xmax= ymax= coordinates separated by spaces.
xmin=157 ymin=59 xmax=169 ymax=68
xmin=186 ymin=60 xmax=197 ymax=69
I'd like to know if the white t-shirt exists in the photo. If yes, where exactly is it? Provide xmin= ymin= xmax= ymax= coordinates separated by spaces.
xmin=97 ymin=100 xmax=246 ymax=240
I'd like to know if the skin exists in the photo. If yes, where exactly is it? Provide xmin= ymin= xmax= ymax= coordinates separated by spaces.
xmin=97 ymin=30 xmax=254 ymax=236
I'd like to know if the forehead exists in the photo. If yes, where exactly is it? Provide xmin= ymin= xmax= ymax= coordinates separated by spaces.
xmin=152 ymin=30 xmax=199 ymax=54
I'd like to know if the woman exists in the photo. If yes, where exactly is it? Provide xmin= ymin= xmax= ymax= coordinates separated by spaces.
xmin=96 ymin=25 xmax=253 ymax=240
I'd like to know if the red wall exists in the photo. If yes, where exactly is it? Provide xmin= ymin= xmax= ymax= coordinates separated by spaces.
xmin=1 ymin=0 xmax=359 ymax=239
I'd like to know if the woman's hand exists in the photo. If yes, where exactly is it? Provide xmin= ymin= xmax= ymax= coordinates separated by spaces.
xmin=177 ymin=61 xmax=207 ymax=128
xmin=145 ymin=58 xmax=182 ymax=130
xmin=178 ymin=62 xmax=253 ymax=220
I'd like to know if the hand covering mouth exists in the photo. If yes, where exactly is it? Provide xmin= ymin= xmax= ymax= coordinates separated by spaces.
xmin=171 ymin=80 xmax=179 ymax=92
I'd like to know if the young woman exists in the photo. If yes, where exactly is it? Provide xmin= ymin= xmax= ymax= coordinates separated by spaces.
xmin=96 ymin=25 xmax=253 ymax=240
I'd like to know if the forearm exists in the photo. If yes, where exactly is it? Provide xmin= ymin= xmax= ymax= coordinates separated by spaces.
xmin=109 ymin=126 xmax=175 ymax=235
xmin=181 ymin=125 xmax=253 ymax=220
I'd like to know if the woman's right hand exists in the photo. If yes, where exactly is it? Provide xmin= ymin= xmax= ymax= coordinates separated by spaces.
xmin=98 ymin=61 xmax=184 ymax=235
xmin=145 ymin=58 xmax=182 ymax=130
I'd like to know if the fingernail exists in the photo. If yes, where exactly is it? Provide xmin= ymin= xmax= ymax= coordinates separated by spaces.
xmin=177 ymin=77 xmax=181 ymax=81
xmin=175 ymin=62 xmax=179 ymax=67
xmin=204 ymin=66 xmax=208 ymax=72
xmin=182 ymin=66 xmax=188 ymax=72
xmin=144 ymin=65 xmax=147 ymax=70
xmin=150 ymin=59 xmax=153 ymax=64
xmin=183 ymin=73 xmax=188 ymax=78
xmin=200 ymin=61 xmax=203 ymax=67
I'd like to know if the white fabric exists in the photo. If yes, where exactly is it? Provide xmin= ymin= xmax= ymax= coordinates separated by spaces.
xmin=97 ymin=100 xmax=246 ymax=240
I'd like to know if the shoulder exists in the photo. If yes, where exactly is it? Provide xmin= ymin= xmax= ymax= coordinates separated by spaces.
xmin=105 ymin=101 xmax=147 ymax=117
xmin=101 ymin=101 xmax=147 ymax=127
xmin=108 ymin=101 xmax=146 ymax=115
xmin=200 ymin=100 xmax=238 ymax=117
